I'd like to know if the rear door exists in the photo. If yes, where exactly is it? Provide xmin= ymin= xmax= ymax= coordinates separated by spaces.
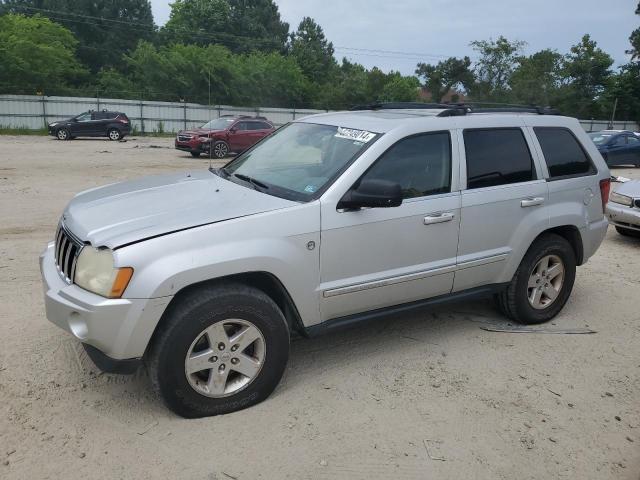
xmin=624 ymin=134 xmax=640 ymax=166
xmin=454 ymin=124 xmax=548 ymax=292
xmin=606 ymin=135 xmax=628 ymax=166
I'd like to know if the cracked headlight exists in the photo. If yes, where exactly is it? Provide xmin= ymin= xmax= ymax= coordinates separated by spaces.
xmin=74 ymin=247 xmax=133 ymax=298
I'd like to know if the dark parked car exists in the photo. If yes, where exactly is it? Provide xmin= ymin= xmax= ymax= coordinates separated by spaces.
xmin=175 ymin=115 xmax=275 ymax=158
xmin=48 ymin=110 xmax=131 ymax=141
xmin=589 ymin=130 xmax=640 ymax=167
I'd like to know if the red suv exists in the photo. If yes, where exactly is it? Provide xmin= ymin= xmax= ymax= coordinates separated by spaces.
xmin=175 ymin=116 xmax=275 ymax=158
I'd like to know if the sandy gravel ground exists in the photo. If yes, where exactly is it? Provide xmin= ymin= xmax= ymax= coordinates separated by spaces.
xmin=0 ymin=135 xmax=639 ymax=480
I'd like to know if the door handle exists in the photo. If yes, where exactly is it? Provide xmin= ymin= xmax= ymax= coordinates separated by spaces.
xmin=520 ymin=197 xmax=545 ymax=208
xmin=423 ymin=212 xmax=455 ymax=225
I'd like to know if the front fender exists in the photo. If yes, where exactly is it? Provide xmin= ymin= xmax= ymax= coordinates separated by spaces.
xmin=115 ymin=203 xmax=322 ymax=325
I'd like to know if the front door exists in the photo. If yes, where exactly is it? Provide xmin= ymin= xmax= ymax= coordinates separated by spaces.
xmin=319 ymin=131 xmax=460 ymax=321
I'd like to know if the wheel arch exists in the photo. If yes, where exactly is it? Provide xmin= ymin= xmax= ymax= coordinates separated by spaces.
xmin=145 ymin=271 xmax=307 ymax=356
xmin=538 ymin=225 xmax=584 ymax=266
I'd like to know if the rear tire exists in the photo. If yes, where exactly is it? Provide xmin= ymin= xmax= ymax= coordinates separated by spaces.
xmin=190 ymin=151 xmax=201 ymax=158
xmin=146 ymin=283 xmax=290 ymax=418
xmin=615 ymin=226 xmax=640 ymax=238
xmin=495 ymin=233 xmax=576 ymax=324
xmin=108 ymin=128 xmax=121 ymax=141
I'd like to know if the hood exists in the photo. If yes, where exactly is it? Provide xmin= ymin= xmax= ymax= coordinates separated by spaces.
xmin=613 ymin=179 xmax=640 ymax=199
xmin=49 ymin=117 xmax=74 ymax=126
xmin=178 ymin=128 xmax=226 ymax=136
xmin=62 ymin=170 xmax=297 ymax=249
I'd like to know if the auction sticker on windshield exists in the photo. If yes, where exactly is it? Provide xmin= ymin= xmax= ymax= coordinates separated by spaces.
xmin=335 ymin=127 xmax=376 ymax=143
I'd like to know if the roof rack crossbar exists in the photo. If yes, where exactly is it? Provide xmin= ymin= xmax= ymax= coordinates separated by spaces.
xmin=349 ymin=102 xmax=561 ymax=116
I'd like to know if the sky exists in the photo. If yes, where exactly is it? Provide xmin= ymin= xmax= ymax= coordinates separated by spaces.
xmin=150 ymin=0 xmax=638 ymax=74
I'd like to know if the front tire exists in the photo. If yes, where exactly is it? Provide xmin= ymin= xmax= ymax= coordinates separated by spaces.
xmin=108 ymin=128 xmax=121 ymax=141
xmin=190 ymin=151 xmax=201 ymax=158
xmin=495 ymin=233 xmax=576 ymax=324
xmin=146 ymin=283 xmax=290 ymax=418
xmin=212 ymin=141 xmax=229 ymax=159
xmin=56 ymin=128 xmax=70 ymax=140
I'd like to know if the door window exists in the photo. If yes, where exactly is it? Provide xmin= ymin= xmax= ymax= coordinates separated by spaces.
xmin=75 ymin=112 xmax=91 ymax=122
xmin=359 ymin=132 xmax=451 ymax=199
xmin=627 ymin=135 xmax=639 ymax=144
xmin=534 ymin=127 xmax=595 ymax=178
xmin=611 ymin=136 xmax=626 ymax=147
xmin=464 ymin=128 xmax=534 ymax=189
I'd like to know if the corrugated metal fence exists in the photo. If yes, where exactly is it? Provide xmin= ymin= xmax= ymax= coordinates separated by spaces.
xmin=0 ymin=94 xmax=328 ymax=133
xmin=0 ymin=94 xmax=638 ymax=133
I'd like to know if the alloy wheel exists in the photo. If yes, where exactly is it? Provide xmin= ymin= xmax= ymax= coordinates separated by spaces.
xmin=184 ymin=319 xmax=266 ymax=398
xmin=527 ymin=254 xmax=565 ymax=310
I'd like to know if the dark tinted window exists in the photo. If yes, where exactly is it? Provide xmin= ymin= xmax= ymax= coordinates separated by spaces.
xmin=256 ymin=122 xmax=272 ymax=130
xmin=534 ymin=127 xmax=595 ymax=178
xmin=235 ymin=122 xmax=250 ymax=131
xmin=361 ymin=132 xmax=451 ymax=199
xmin=245 ymin=122 xmax=264 ymax=130
xmin=628 ymin=135 xmax=639 ymax=144
xmin=464 ymin=128 xmax=534 ymax=189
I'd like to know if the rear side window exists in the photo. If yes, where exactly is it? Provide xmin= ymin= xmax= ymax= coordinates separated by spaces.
xmin=534 ymin=127 xmax=595 ymax=179
xmin=464 ymin=128 xmax=534 ymax=189
xmin=361 ymin=132 xmax=451 ymax=199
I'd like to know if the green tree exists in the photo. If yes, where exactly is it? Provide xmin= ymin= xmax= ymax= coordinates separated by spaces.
xmin=160 ymin=0 xmax=229 ymax=47
xmin=510 ymin=49 xmax=563 ymax=106
xmin=0 ymin=13 xmax=87 ymax=93
xmin=600 ymin=64 xmax=640 ymax=123
xmin=415 ymin=56 xmax=473 ymax=102
xmin=227 ymin=0 xmax=289 ymax=52
xmin=289 ymin=17 xmax=337 ymax=83
xmin=379 ymin=73 xmax=420 ymax=102
xmin=1 ymin=0 xmax=156 ymax=72
xmin=558 ymin=34 xmax=613 ymax=118
xmin=469 ymin=36 xmax=526 ymax=101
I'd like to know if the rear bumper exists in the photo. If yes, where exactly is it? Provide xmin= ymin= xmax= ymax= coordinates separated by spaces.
xmin=39 ymin=242 xmax=172 ymax=365
xmin=580 ymin=217 xmax=609 ymax=263
xmin=606 ymin=202 xmax=640 ymax=231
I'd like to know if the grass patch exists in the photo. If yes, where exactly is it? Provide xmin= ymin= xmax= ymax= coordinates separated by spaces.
xmin=0 ymin=126 xmax=48 ymax=135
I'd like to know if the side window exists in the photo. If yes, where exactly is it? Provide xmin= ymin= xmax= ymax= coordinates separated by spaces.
xmin=235 ymin=122 xmax=249 ymax=131
xmin=360 ymin=132 xmax=451 ymax=199
xmin=257 ymin=122 xmax=272 ymax=130
xmin=246 ymin=122 xmax=262 ymax=131
xmin=628 ymin=135 xmax=639 ymax=144
xmin=464 ymin=128 xmax=534 ymax=189
xmin=534 ymin=127 xmax=595 ymax=178
xmin=611 ymin=136 xmax=626 ymax=147
xmin=76 ymin=112 xmax=91 ymax=122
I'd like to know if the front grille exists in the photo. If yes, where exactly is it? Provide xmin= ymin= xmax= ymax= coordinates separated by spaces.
xmin=54 ymin=224 xmax=83 ymax=283
xmin=177 ymin=135 xmax=192 ymax=142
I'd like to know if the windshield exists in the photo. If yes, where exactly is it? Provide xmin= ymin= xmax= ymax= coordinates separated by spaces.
xmin=201 ymin=118 xmax=235 ymax=130
xmin=588 ymin=132 xmax=612 ymax=145
xmin=222 ymin=122 xmax=378 ymax=201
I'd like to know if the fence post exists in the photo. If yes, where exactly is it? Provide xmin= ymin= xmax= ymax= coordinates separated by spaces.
xmin=217 ymin=105 xmax=221 ymax=118
xmin=41 ymin=95 xmax=47 ymax=129
xmin=183 ymin=100 xmax=187 ymax=130
xmin=139 ymin=97 xmax=145 ymax=135
xmin=292 ymin=107 xmax=296 ymax=120
xmin=96 ymin=90 xmax=100 ymax=112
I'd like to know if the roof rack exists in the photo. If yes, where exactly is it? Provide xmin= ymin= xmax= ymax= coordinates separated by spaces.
xmin=349 ymin=102 xmax=561 ymax=117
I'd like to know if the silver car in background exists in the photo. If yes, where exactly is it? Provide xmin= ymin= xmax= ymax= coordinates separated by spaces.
xmin=607 ymin=177 xmax=640 ymax=237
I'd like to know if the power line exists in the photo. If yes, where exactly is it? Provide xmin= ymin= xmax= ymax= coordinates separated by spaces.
xmin=9 ymin=5 xmax=463 ymax=63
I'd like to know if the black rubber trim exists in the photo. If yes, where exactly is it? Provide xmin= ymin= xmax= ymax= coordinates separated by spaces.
xmin=304 ymin=284 xmax=508 ymax=337
xmin=83 ymin=343 xmax=141 ymax=374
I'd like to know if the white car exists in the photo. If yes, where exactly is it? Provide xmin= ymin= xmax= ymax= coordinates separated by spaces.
xmin=607 ymin=178 xmax=640 ymax=237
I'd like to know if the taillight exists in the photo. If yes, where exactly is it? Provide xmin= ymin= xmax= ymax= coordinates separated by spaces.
xmin=118 ymin=118 xmax=129 ymax=124
xmin=599 ymin=178 xmax=611 ymax=213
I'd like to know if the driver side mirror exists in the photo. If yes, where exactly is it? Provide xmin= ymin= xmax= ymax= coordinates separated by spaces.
xmin=338 ymin=179 xmax=403 ymax=210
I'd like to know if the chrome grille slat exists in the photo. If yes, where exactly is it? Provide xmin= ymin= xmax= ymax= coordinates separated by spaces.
xmin=54 ymin=223 xmax=83 ymax=283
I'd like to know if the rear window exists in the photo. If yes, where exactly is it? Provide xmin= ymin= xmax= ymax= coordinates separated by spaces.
xmin=534 ymin=128 xmax=595 ymax=179
xmin=464 ymin=128 xmax=534 ymax=189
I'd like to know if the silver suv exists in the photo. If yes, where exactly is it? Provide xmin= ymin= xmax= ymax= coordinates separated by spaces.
xmin=40 ymin=104 xmax=610 ymax=417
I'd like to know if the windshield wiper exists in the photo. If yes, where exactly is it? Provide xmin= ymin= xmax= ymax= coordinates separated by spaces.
xmin=233 ymin=173 xmax=269 ymax=191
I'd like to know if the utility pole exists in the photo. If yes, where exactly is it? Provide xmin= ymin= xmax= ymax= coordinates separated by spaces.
xmin=609 ymin=97 xmax=618 ymax=129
